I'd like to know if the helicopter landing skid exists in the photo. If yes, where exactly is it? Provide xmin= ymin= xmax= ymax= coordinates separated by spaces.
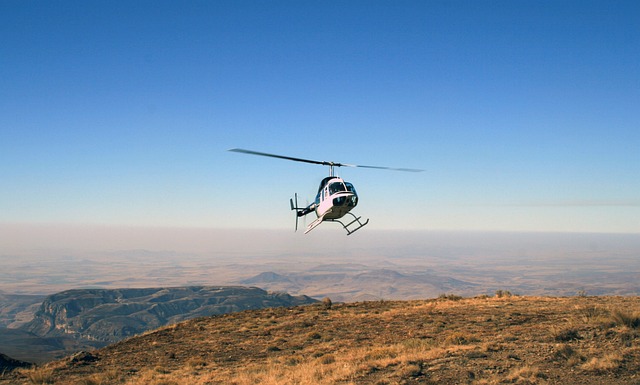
xmin=329 ymin=212 xmax=369 ymax=235
xmin=304 ymin=206 xmax=334 ymax=234
xmin=303 ymin=209 xmax=369 ymax=235
xmin=304 ymin=215 xmax=325 ymax=234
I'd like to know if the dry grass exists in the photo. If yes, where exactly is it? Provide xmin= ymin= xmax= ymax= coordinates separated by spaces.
xmin=611 ymin=309 xmax=640 ymax=328
xmin=552 ymin=343 xmax=585 ymax=366
xmin=581 ymin=352 xmax=624 ymax=373
xmin=574 ymin=304 xmax=610 ymax=325
xmin=3 ymin=296 xmax=640 ymax=385
xmin=552 ymin=327 xmax=581 ymax=342
xmin=71 ymin=370 xmax=121 ymax=385
xmin=20 ymin=367 xmax=55 ymax=384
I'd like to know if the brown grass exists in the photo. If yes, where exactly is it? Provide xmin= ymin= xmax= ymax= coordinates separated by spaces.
xmin=21 ymin=367 xmax=55 ymax=384
xmin=581 ymin=352 xmax=624 ymax=373
xmin=611 ymin=308 xmax=640 ymax=328
xmin=2 ymin=296 xmax=640 ymax=385
xmin=71 ymin=369 xmax=121 ymax=385
xmin=504 ymin=365 xmax=546 ymax=384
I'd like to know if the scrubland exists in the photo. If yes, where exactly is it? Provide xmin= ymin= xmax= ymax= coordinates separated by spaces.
xmin=4 ymin=295 xmax=640 ymax=384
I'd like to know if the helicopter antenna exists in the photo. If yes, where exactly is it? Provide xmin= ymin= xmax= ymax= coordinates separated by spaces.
xmin=228 ymin=148 xmax=423 ymax=174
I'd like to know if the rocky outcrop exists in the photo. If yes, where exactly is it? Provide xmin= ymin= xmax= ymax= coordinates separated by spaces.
xmin=0 ymin=293 xmax=46 ymax=328
xmin=21 ymin=286 xmax=316 ymax=343
xmin=0 ymin=352 xmax=32 ymax=371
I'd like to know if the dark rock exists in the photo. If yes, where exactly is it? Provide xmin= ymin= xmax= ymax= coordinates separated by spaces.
xmin=68 ymin=351 xmax=98 ymax=364
xmin=0 ymin=352 xmax=32 ymax=371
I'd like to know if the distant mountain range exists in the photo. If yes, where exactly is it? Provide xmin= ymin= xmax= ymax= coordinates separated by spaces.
xmin=241 ymin=268 xmax=479 ymax=302
xmin=0 ymin=286 xmax=316 ymax=364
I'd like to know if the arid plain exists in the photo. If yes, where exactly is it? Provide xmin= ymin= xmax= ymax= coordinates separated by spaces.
xmin=2 ymin=231 xmax=639 ymax=301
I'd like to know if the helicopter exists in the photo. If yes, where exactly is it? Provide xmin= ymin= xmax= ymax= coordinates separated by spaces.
xmin=229 ymin=148 xmax=423 ymax=235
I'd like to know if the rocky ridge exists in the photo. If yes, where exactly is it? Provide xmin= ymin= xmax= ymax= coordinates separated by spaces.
xmin=22 ymin=286 xmax=317 ymax=343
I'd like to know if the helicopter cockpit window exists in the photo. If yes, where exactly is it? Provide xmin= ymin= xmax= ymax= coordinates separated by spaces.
xmin=345 ymin=183 xmax=357 ymax=194
xmin=329 ymin=182 xmax=347 ymax=195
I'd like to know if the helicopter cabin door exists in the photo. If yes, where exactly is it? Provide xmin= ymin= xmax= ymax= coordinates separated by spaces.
xmin=315 ymin=184 xmax=331 ymax=217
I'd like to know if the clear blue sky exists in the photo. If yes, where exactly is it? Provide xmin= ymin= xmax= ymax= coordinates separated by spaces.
xmin=1 ymin=0 xmax=639 ymax=234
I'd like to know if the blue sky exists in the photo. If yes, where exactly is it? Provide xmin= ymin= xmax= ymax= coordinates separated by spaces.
xmin=1 ymin=0 xmax=639 ymax=234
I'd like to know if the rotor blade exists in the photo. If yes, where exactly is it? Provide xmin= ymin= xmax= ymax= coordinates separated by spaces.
xmin=354 ymin=165 xmax=424 ymax=172
xmin=229 ymin=148 xmax=423 ymax=172
xmin=229 ymin=148 xmax=344 ymax=167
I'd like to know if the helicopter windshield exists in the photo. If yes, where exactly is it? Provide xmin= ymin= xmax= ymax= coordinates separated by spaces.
xmin=345 ymin=182 xmax=357 ymax=194
xmin=329 ymin=181 xmax=347 ymax=195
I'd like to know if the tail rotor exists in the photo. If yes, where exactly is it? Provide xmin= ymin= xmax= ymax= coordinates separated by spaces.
xmin=290 ymin=193 xmax=300 ymax=232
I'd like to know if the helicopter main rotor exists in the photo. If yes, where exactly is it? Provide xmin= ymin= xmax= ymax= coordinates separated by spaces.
xmin=229 ymin=148 xmax=423 ymax=176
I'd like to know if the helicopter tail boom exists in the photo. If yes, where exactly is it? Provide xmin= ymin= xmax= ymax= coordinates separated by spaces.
xmin=290 ymin=193 xmax=316 ymax=232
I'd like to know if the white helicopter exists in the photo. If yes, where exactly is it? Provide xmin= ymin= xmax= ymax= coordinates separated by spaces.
xmin=229 ymin=148 xmax=423 ymax=235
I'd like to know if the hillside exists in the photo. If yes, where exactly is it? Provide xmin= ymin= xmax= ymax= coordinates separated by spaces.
xmin=3 ymin=295 xmax=640 ymax=384
xmin=0 ymin=292 xmax=45 ymax=328
xmin=22 ymin=286 xmax=316 ymax=343
xmin=0 ymin=353 xmax=31 ymax=372
xmin=0 ymin=327 xmax=97 ymax=365
xmin=2 ymin=286 xmax=316 ymax=364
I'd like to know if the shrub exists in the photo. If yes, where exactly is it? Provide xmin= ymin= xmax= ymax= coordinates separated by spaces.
xmin=553 ymin=344 xmax=584 ymax=366
xmin=397 ymin=363 xmax=422 ymax=378
xmin=576 ymin=305 xmax=608 ymax=325
xmin=505 ymin=365 xmax=546 ymax=383
xmin=438 ymin=293 xmax=463 ymax=301
xmin=553 ymin=328 xmax=581 ymax=342
xmin=581 ymin=353 xmax=623 ymax=372
xmin=319 ymin=354 xmax=336 ymax=365
xmin=25 ymin=367 xmax=55 ymax=384
xmin=444 ymin=331 xmax=471 ymax=345
xmin=307 ymin=331 xmax=322 ymax=340
xmin=611 ymin=309 xmax=640 ymax=328
xmin=185 ymin=357 xmax=207 ymax=368
xmin=92 ymin=370 xmax=120 ymax=385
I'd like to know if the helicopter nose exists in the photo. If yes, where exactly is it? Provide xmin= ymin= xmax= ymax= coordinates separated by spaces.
xmin=333 ymin=196 xmax=346 ymax=206
xmin=333 ymin=192 xmax=357 ymax=207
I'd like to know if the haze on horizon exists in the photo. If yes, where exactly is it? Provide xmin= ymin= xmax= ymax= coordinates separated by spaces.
xmin=1 ymin=223 xmax=639 ymax=298
xmin=1 ymin=223 xmax=639 ymax=258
